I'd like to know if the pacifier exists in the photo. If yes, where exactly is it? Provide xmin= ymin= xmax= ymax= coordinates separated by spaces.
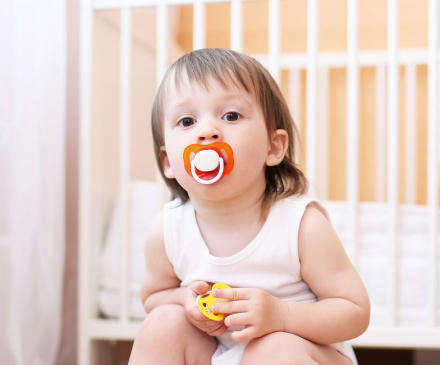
xmin=184 ymin=142 xmax=234 ymax=185
xmin=196 ymin=283 xmax=231 ymax=321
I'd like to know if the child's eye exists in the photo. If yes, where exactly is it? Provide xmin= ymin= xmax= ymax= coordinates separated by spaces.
xmin=179 ymin=117 xmax=196 ymax=127
xmin=222 ymin=112 xmax=240 ymax=122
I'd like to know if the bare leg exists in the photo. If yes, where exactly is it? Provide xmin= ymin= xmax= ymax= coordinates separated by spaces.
xmin=129 ymin=304 xmax=217 ymax=365
xmin=242 ymin=332 xmax=352 ymax=365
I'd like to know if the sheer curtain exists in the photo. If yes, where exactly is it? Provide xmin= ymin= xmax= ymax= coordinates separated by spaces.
xmin=0 ymin=1 xmax=66 ymax=364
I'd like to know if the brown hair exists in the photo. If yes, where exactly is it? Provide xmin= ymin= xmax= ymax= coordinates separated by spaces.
xmin=151 ymin=48 xmax=308 ymax=208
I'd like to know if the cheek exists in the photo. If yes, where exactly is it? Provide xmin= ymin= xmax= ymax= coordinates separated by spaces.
xmin=165 ymin=143 xmax=195 ymax=186
xmin=234 ymin=134 xmax=269 ymax=165
xmin=168 ymin=151 xmax=187 ymax=179
xmin=231 ymin=145 xmax=268 ymax=180
xmin=164 ymin=133 xmax=184 ymax=169
xmin=167 ymin=148 xmax=181 ymax=168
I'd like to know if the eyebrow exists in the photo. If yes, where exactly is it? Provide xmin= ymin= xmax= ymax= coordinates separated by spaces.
xmin=168 ymin=92 xmax=252 ymax=114
xmin=223 ymin=93 xmax=252 ymax=105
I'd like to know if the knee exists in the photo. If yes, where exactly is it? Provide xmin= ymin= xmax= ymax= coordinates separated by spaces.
xmin=242 ymin=333 xmax=314 ymax=365
xmin=136 ymin=304 xmax=188 ymax=344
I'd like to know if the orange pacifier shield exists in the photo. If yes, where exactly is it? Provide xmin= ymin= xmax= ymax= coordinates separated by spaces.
xmin=196 ymin=283 xmax=231 ymax=321
xmin=183 ymin=142 xmax=234 ymax=185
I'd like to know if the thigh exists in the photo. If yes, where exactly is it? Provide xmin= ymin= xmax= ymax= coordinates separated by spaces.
xmin=242 ymin=332 xmax=352 ymax=365
xmin=130 ymin=304 xmax=217 ymax=365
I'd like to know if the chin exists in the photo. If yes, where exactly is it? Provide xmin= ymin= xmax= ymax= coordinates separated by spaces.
xmin=186 ymin=180 xmax=234 ymax=201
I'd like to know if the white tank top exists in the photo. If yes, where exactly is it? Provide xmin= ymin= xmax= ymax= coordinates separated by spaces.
xmin=163 ymin=194 xmax=327 ymax=303
xmin=162 ymin=194 xmax=355 ymax=364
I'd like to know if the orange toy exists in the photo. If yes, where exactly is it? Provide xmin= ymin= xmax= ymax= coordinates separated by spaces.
xmin=196 ymin=283 xmax=231 ymax=321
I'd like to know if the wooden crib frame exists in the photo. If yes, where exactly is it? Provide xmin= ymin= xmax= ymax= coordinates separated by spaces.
xmin=78 ymin=0 xmax=440 ymax=364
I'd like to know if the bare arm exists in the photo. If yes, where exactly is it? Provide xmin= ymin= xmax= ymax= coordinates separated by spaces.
xmin=283 ymin=206 xmax=370 ymax=344
xmin=140 ymin=211 xmax=183 ymax=313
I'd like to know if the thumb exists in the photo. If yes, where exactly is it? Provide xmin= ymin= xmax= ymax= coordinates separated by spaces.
xmin=189 ymin=281 xmax=211 ymax=295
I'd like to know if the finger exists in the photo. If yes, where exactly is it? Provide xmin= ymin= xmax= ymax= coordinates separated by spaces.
xmin=189 ymin=281 xmax=211 ymax=295
xmin=196 ymin=318 xmax=218 ymax=330
xmin=200 ymin=317 xmax=224 ymax=330
xmin=207 ymin=322 xmax=228 ymax=337
xmin=188 ymin=305 xmax=209 ymax=322
xmin=231 ymin=327 xmax=257 ymax=342
xmin=189 ymin=315 xmax=226 ymax=335
xmin=212 ymin=300 xmax=248 ymax=314
xmin=188 ymin=305 xmax=226 ymax=328
xmin=187 ymin=315 xmax=216 ymax=331
xmin=212 ymin=288 xmax=252 ymax=301
xmin=183 ymin=295 xmax=197 ymax=311
xmin=224 ymin=313 xmax=250 ymax=328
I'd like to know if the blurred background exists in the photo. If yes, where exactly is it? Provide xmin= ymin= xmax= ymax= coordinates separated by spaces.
xmin=1 ymin=0 xmax=439 ymax=364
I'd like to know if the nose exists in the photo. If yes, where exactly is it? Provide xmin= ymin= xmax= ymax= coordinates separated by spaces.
xmin=196 ymin=119 xmax=223 ymax=143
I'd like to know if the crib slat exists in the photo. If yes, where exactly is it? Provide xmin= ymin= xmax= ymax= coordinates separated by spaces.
xmin=347 ymin=0 xmax=359 ymax=267
xmin=289 ymin=69 xmax=301 ymax=130
xmin=254 ymin=50 xmax=434 ymax=72
xmin=156 ymin=4 xmax=168 ymax=88
xmin=427 ymin=0 xmax=439 ymax=328
xmin=405 ymin=65 xmax=417 ymax=205
xmin=289 ymin=69 xmax=301 ymax=165
xmin=387 ymin=0 xmax=399 ymax=327
xmin=318 ymin=68 xmax=329 ymax=201
xmin=78 ymin=1 xmax=94 ymax=364
xmin=119 ymin=7 xmax=132 ymax=323
xmin=155 ymin=4 xmax=173 ymax=202
xmin=306 ymin=0 xmax=319 ymax=196
xmin=193 ymin=2 xmax=206 ymax=50
xmin=375 ymin=65 xmax=386 ymax=203
xmin=230 ymin=0 xmax=243 ymax=52
xmin=268 ymin=0 xmax=280 ymax=83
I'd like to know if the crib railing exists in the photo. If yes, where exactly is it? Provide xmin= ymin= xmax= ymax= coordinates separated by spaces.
xmin=79 ymin=0 xmax=440 ymax=364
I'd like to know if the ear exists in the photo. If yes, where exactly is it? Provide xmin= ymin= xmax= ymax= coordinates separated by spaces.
xmin=160 ymin=146 xmax=175 ymax=179
xmin=266 ymin=129 xmax=288 ymax=167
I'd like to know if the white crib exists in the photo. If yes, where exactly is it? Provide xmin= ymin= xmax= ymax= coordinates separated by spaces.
xmin=78 ymin=0 xmax=440 ymax=364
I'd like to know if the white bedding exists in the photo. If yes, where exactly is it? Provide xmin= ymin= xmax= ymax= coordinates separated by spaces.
xmin=326 ymin=202 xmax=440 ymax=327
xmin=98 ymin=181 xmax=162 ymax=319
xmin=98 ymin=185 xmax=440 ymax=326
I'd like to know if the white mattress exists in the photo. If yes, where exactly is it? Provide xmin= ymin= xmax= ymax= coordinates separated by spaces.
xmin=98 ymin=186 xmax=440 ymax=327
xmin=98 ymin=181 xmax=163 ymax=319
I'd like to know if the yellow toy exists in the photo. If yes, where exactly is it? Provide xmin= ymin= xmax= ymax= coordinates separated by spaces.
xmin=196 ymin=283 xmax=231 ymax=321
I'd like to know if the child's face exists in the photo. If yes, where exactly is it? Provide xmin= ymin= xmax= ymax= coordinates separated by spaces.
xmin=160 ymin=73 xmax=272 ymax=201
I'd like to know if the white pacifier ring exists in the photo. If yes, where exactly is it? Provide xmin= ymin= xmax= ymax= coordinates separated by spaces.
xmin=191 ymin=150 xmax=224 ymax=185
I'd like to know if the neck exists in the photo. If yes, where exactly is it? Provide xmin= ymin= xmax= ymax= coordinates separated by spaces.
xmin=188 ymin=179 xmax=268 ymax=230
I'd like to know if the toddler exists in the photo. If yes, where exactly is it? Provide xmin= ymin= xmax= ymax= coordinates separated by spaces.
xmin=128 ymin=48 xmax=370 ymax=365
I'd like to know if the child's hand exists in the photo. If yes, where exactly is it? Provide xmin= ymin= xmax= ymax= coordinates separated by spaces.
xmin=183 ymin=281 xmax=228 ymax=337
xmin=211 ymin=288 xmax=287 ymax=342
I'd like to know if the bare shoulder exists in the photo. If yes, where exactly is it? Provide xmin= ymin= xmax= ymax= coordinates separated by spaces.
xmin=298 ymin=204 xmax=330 ymax=232
xmin=298 ymin=205 xmax=337 ymax=257
xmin=298 ymin=205 xmax=348 ymax=270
